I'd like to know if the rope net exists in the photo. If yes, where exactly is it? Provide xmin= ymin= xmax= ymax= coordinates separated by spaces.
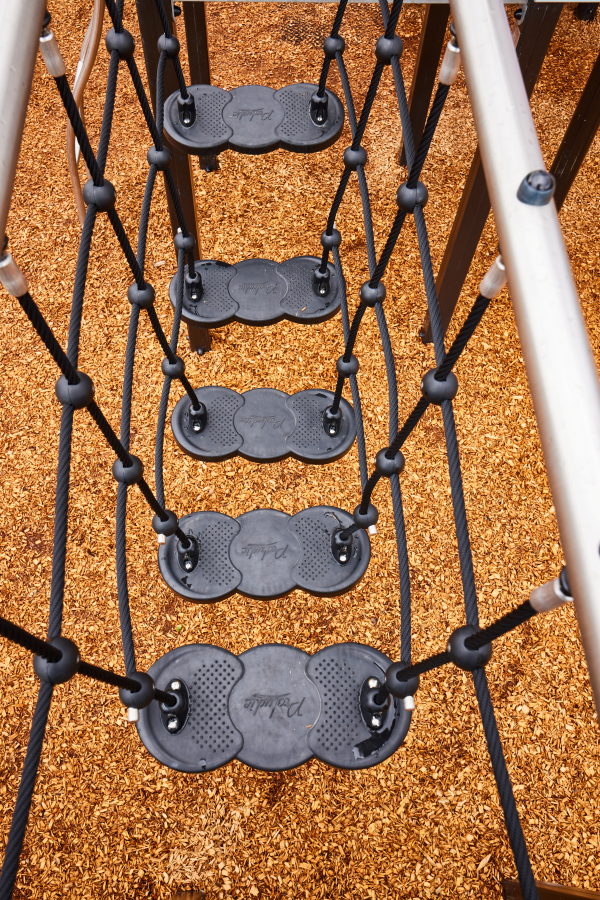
xmin=0 ymin=1 xmax=575 ymax=898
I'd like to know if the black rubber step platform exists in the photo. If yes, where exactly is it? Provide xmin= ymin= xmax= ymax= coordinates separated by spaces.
xmin=137 ymin=642 xmax=412 ymax=772
xmin=171 ymin=387 xmax=355 ymax=464
xmin=158 ymin=506 xmax=370 ymax=602
xmin=164 ymin=83 xmax=344 ymax=156
xmin=169 ymin=257 xmax=340 ymax=328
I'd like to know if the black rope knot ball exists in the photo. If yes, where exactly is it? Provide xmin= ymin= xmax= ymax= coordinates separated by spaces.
xmin=353 ymin=503 xmax=379 ymax=528
xmin=127 ymin=282 xmax=155 ymax=309
xmin=33 ymin=637 xmax=80 ymax=685
xmin=375 ymin=447 xmax=405 ymax=477
xmin=336 ymin=354 xmax=359 ymax=377
xmin=161 ymin=355 xmax=185 ymax=379
xmin=359 ymin=280 xmax=386 ymax=307
xmin=82 ymin=178 xmax=116 ymax=212
xmin=447 ymin=624 xmax=492 ymax=671
xmin=152 ymin=510 xmax=178 ymax=537
xmin=323 ymin=35 xmax=345 ymax=58
xmin=157 ymin=33 xmax=180 ymax=58
xmin=147 ymin=145 xmax=171 ymax=171
xmin=105 ymin=28 xmax=135 ymax=59
xmin=118 ymin=671 xmax=155 ymax=709
xmin=112 ymin=454 xmax=144 ymax=485
xmin=321 ymin=228 xmax=342 ymax=250
xmin=375 ymin=34 xmax=403 ymax=64
xmin=343 ymin=146 xmax=367 ymax=170
xmin=174 ymin=231 xmax=195 ymax=253
xmin=55 ymin=372 xmax=95 ymax=409
xmin=421 ymin=369 xmax=458 ymax=404
xmin=396 ymin=181 xmax=429 ymax=212
xmin=385 ymin=661 xmax=419 ymax=699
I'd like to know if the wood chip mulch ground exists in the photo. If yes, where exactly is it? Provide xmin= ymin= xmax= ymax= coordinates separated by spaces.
xmin=1 ymin=3 xmax=600 ymax=899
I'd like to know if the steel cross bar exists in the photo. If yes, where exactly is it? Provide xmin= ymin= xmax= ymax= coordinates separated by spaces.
xmin=420 ymin=2 xmax=562 ymax=343
xmin=0 ymin=0 xmax=47 ymax=244
xmin=451 ymin=0 xmax=600 ymax=715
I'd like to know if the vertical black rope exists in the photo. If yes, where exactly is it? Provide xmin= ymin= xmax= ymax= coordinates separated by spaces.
xmin=473 ymin=669 xmax=540 ymax=900
xmin=0 ymin=683 xmax=54 ymax=900
xmin=156 ymin=247 xmax=187 ymax=509
xmin=333 ymin=246 xmax=368 ymax=490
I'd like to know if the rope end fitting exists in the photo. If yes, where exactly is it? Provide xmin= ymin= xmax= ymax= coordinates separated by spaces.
xmin=479 ymin=255 xmax=506 ymax=300
xmin=0 ymin=252 xmax=29 ymax=298
xmin=529 ymin=567 xmax=572 ymax=613
xmin=39 ymin=30 xmax=67 ymax=78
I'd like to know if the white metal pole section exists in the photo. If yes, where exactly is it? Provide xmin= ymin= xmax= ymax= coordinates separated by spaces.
xmin=450 ymin=0 xmax=600 ymax=714
xmin=0 ymin=0 xmax=47 ymax=245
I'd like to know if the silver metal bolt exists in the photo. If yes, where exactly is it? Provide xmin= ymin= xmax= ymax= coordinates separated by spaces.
xmin=371 ymin=715 xmax=382 ymax=728
xmin=170 ymin=681 xmax=181 ymax=690
xmin=167 ymin=716 xmax=178 ymax=732
xmin=368 ymin=677 xmax=380 ymax=689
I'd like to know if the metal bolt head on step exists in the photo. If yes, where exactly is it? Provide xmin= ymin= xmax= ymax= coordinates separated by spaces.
xmin=166 ymin=715 xmax=179 ymax=732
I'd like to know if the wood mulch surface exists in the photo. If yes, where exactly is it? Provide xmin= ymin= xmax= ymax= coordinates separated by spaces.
xmin=1 ymin=2 xmax=600 ymax=898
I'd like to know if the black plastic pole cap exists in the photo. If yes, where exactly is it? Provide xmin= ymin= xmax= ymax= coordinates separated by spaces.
xmin=447 ymin=624 xmax=492 ymax=671
xmin=559 ymin=566 xmax=571 ymax=597
xmin=396 ymin=181 xmax=429 ymax=212
xmin=421 ymin=369 xmax=458 ymax=405
xmin=174 ymin=231 xmax=195 ymax=253
xmin=33 ymin=636 xmax=80 ymax=685
xmin=105 ymin=27 xmax=135 ymax=59
xmin=343 ymin=145 xmax=367 ymax=170
xmin=177 ymin=92 xmax=196 ymax=127
xmin=375 ymin=447 xmax=405 ymax=477
xmin=127 ymin=282 xmax=155 ymax=308
xmin=55 ymin=372 xmax=95 ymax=409
xmin=112 ymin=454 xmax=144 ymax=485
xmin=353 ymin=503 xmax=378 ymax=528
xmin=118 ymin=671 xmax=155 ymax=709
xmin=323 ymin=34 xmax=345 ymax=57
xmin=359 ymin=280 xmax=386 ymax=307
xmin=152 ymin=509 xmax=178 ymax=536
xmin=161 ymin=355 xmax=185 ymax=379
xmin=336 ymin=354 xmax=359 ymax=377
xmin=82 ymin=178 xmax=116 ymax=212
xmin=517 ymin=170 xmax=556 ymax=206
xmin=321 ymin=228 xmax=342 ymax=250
xmin=157 ymin=33 xmax=180 ymax=58
xmin=147 ymin=145 xmax=172 ymax=170
xmin=385 ymin=661 xmax=419 ymax=699
xmin=375 ymin=34 xmax=403 ymax=64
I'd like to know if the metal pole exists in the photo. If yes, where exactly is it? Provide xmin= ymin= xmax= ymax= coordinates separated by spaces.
xmin=551 ymin=46 xmax=600 ymax=211
xmin=135 ymin=0 xmax=211 ymax=353
xmin=399 ymin=5 xmax=449 ymax=168
xmin=420 ymin=2 xmax=562 ymax=343
xmin=0 ymin=0 xmax=47 ymax=245
xmin=450 ymin=0 xmax=600 ymax=715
